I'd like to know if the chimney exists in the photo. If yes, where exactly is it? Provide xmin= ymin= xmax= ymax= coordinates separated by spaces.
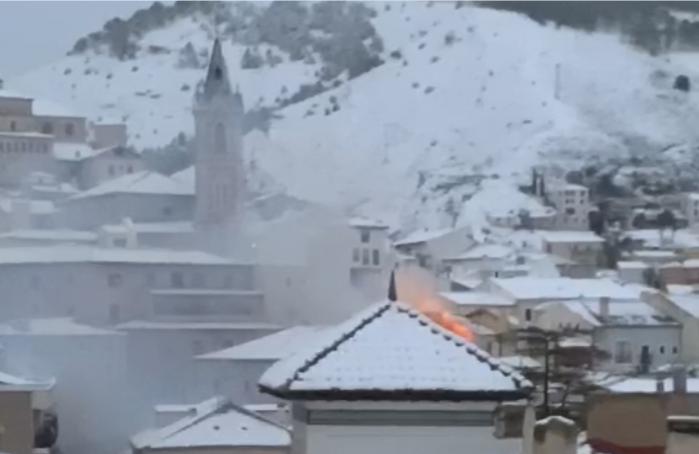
xmin=673 ymin=367 xmax=688 ymax=394
xmin=599 ymin=297 xmax=610 ymax=320
xmin=387 ymin=270 xmax=397 ymax=302
xmin=533 ymin=416 xmax=578 ymax=454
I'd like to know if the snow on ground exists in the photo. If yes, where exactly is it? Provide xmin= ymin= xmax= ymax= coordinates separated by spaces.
xmin=11 ymin=4 xmax=699 ymax=229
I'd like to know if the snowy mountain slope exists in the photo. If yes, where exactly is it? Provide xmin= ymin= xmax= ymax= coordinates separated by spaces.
xmin=10 ymin=3 xmax=699 ymax=230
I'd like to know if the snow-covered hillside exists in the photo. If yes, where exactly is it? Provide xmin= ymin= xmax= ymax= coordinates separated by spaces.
xmin=10 ymin=2 xmax=699 ymax=231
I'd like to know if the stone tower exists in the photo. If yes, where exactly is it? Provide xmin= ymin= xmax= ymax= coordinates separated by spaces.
xmin=193 ymin=39 xmax=245 ymax=235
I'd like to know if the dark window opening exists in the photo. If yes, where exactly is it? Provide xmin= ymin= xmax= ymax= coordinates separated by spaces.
xmin=525 ymin=309 xmax=532 ymax=321
xmin=108 ymin=273 xmax=123 ymax=288
xmin=372 ymin=249 xmax=380 ymax=265
xmin=360 ymin=230 xmax=370 ymax=243
xmin=41 ymin=122 xmax=53 ymax=134
xmin=214 ymin=66 xmax=222 ymax=80
xmin=171 ymin=271 xmax=184 ymax=288
xmin=65 ymin=123 xmax=74 ymax=136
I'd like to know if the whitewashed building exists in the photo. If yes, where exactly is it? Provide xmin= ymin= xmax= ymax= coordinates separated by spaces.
xmin=546 ymin=182 xmax=591 ymax=230
xmin=259 ymin=300 xmax=531 ymax=454
xmin=533 ymin=299 xmax=680 ymax=373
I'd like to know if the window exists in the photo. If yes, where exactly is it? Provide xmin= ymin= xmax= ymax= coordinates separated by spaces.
xmin=614 ymin=341 xmax=632 ymax=364
xmin=372 ymin=249 xmax=380 ymax=265
xmin=162 ymin=206 xmax=173 ymax=217
xmin=65 ymin=123 xmax=74 ymax=136
xmin=10 ymin=121 xmax=16 ymax=131
xmin=171 ymin=271 xmax=184 ymax=288
xmin=41 ymin=122 xmax=53 ymax=134
xmin=362 ymin=248 xmax=370 ymax=265
xmin=215 ymin=123 xmax=226 ymax=153
xmin=360 ymin=229 xmax=370 ymax=243
xmin=673 ymin=346 xmax=679 ymax=354
xmin=107 ymin=273 xmax=123 ymax=288
xmin=113 ymin=238 xmax=127 ymax=248
xmin=525 ymin=308 xmax=532 ymax=322
xmin=352 ymin=248 xmax=360 ymax=263
xmin=660 ymin=345 xmax=665 ymax=354
xmin=566 ymin=207 xmax=576 ymax=215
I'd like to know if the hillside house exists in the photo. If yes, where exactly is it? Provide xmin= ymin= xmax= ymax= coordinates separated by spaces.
xmin=259 ymin=300 xmax=531 ymax=454
xmin=533 ymin=298 xmax=680 ymax=373
xmin=646 ymin=293 xmax=699 ymax=363
xmin=540 ymin=231 xmax=605 ymax=274
xmin=546 ymin=182 xmax=592 ymax=231
xmin=348 ymin=217 xmax=392 ymax=298
xmin=682 ymin=193 xmax=699 ymax=227
xmin=482 ymin=276 xmax=646 ymax=323
xmin=393 ymin=226 xmax=475 ymax=271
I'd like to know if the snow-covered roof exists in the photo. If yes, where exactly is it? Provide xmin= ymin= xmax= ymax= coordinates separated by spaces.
xmin=444 ymin=244 xmax=514 ymax=261
xmin=668 ymin=294 xmax=699 ymax=318
xmin=542 ymin=300 xmax=676 ymax=327
xmin=394 ymin=227 xmax=456 ymax=246
xmin=617 ymin=261 xmax=649 ymax=270
xmin=259 ymin=301 xmax=532 ymax=401
xmin=0 ymin=370 xmax=54 ymax=391
xmin=197 ymin=326 xmax=325 ymax=361
xmin=0 ymin=229 xmax=96 ymax=243
xmin=539 ymin=231 xmax=604 ymax=244
xmin=0 ymin=131 xmax=52 ymax=139
xmin=101 ymin=221 xmax=194 ymax=234
xmin=0 ymin=245 xmax=234 ymax=265
xmin=117 ymin=320 xmax=279 ymax=331
xmin=0 ymin=198 xmax=55 ymax=215
xmin=490 ymin=277 xmax=645 ymax=301
xmin=132 ymin=397 xmax=290 ymax=450
xmin=70 ymin=171 xmax=194 ymax=200
xmin=603 ymin=376 xmax=699 ymax=393
xmin=170 ymin=166 xmax=195 ymax=192
xmin=52 ymin=142 xmax=96 ymax=161
xmin=0 ymin=317 xmax=122 ymax=336
xmin=661 ymin=259 xmax=699 ymax=269
xmin=440 ymin=291 xmax=515 ymax=307
xmin=622 ymin=229 xmax=699 ymax=249
xmin=348 ymin=216 xmax=389 ymax=229
xmin=628 ymin=250 xmax=677 ymax=259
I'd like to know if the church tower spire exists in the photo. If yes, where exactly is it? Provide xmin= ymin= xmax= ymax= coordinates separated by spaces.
xmin=193 ymin=39 xmax=245 ymax=253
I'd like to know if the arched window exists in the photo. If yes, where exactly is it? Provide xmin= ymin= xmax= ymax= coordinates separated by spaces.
xmin=214 ymin=123 xmax=226 ymax=153
xmin=65 ymin=123 xmax=74 ymax=137
xmin=41 ymin=122 xmax=53 ymax=134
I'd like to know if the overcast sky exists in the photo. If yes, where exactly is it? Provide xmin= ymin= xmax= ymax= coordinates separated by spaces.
xmin=0 ymin=1 xmax=150 ymax=78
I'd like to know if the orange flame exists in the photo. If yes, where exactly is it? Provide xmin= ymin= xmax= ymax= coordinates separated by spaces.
xmin=394 ymin=266 xmax=475 ymax=343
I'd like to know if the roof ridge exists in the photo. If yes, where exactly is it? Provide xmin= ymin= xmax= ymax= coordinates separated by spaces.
xmin=280 ymin=302 xmax=393 ymax=391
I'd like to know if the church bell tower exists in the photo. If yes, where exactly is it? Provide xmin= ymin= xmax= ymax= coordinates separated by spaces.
xmin=193 ymin=38 xmax=245 ymax=235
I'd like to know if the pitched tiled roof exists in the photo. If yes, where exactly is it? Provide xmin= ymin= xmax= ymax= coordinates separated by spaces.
xmin=259 ymin=301 xmax=531 ymax=401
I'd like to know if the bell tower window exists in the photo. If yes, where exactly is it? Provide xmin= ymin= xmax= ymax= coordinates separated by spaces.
xmin=214 ymin=67 xmax=222 ymax=80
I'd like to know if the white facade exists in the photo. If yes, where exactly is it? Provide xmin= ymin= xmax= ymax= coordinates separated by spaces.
xmin=296 ymin=401 xmax=519 ymax=454
xmin=547 ymin=182 xmax=591 ymax=230
xmin=682 ymin=193 xmax=699 ymax=227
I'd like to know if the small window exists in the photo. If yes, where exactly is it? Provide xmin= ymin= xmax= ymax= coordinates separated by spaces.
xmin=525 ymin=308 xmax=532 ymax=321
xmin=362 ymin=249 xmax=370 ymax=265
xmin=107 ymin=273 xmax=123 ymax=288
xmin=113 ymin=238 xmax=127 ymax=248
xmin=41 ymin=122 xmax=53 ymax=134
xmin=660 ymin=345 xmax=665 ymax=354
xmin=65 ymin=123 xmax=75 ymax=136
xmin=372 ymin=249 xmax=380 ymax=265
xmin=360 ymin=229 xmax=370 ymax=243
xmin=673 ymin=346 xmax=679 ymax=354
xmin=214 ymin=66 xmax=223 ymax=80
xmin=10 ymin=121 xmax=16 ymax=131
xmin=162 ymin=206 xmax=173 ymax=217
xmin=352 ymin=248 xmax=360 ymax=263
xmin=171 ymin=271 xmax=184 ymax=288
